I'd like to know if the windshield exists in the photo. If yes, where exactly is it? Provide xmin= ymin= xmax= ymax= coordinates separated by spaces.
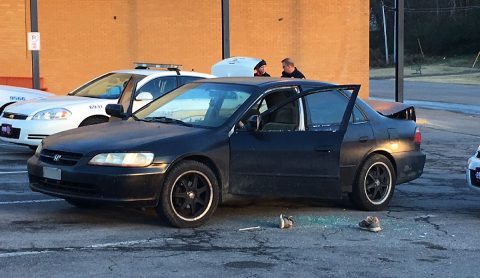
xmin=70 ymin=73 xmax=139 ymax=99
xmin=134 ymin=83 xmax=254 ymax=128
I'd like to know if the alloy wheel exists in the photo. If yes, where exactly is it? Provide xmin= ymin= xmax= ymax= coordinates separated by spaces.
xmin=364 ymin=162 xmax=392 ymax=205
xmin=169 ymin=170 xmax=213 ymax=221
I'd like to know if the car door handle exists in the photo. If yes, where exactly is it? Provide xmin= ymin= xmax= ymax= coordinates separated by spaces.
xmin=358 ymin=136 xmax=369 ymax=143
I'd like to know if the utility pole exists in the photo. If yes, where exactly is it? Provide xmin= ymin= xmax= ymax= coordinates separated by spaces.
xmin=393 ymin=0 xmax=397 ymax=64
xmin=381 ymin=1 xmax=389 ymax=65
xmin=30 ymin=0 xmax=40 ymax=89
xmin=395 ymin=0 xmax=404 ymax=103
xmin=221 ymin=0 xmax=230 ymax=59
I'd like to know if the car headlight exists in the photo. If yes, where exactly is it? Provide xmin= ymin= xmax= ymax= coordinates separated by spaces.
xmin=32 ymin=108 xmax=71 ymax=120
xmin=89 ymin=152 xmax=154 ymax=167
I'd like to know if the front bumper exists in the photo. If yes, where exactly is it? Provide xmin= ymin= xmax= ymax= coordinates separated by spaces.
xmin=467 ymin=155 xmax=480 ymax=192
xmin=394 ymin=150 xmax=426 ymax=184
xmin=27 ymin=154 xmax=167 ymax=207
xmin=0 ymin=117 xmax=80 ymax=146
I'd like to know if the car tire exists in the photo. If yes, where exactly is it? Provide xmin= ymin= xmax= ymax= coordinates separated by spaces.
xmin=156 ymin=160 xmax=219 ymax=228
xmin=351 ymin=154 xmax=396 ymax=211
xmin=65 ymin=198 xmax=101 ymax=209
xmin=79 ymin=117 xmax=108 ymax=127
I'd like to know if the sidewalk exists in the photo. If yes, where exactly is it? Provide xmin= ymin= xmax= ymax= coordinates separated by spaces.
xmin=370 ymin=63 xmax=480 ymax=85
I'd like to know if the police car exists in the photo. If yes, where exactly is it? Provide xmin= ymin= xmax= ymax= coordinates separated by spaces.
xmin=0 ymin=63 xmax=214 ymax=147
xmin=0 ymin=85 xmax=53 ymax=114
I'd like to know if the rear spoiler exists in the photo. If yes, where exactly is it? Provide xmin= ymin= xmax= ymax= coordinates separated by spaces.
xmin=366 ymin=100 xmax=416 ymax=121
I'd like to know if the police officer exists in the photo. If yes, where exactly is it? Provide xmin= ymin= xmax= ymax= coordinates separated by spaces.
xmin=281 ymin=58 xmax=305 ymax=79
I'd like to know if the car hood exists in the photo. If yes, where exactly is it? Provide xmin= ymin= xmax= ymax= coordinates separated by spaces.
xmin=5 ymin=96 xmax=110 ymax=115
xmin=0 ymin=85 xmax=54 ymax=97
xmin=42 ymin=120 xmax=208 ymax=155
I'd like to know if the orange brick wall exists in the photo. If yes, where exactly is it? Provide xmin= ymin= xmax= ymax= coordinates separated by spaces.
xmin=0 ymin=0 xmax=369 ymax=98
xmin=0 ymin=1 xmax=31 ymax=75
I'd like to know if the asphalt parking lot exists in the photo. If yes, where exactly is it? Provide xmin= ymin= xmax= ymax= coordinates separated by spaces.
xmin=1 ymin=104 xmax=480 ymax=277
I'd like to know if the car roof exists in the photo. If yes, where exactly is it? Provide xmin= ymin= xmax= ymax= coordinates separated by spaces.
xmin=111 ymin=69 xmax=215 ymax=78
xmin=195 ymin=77 xmax=336 ymax=88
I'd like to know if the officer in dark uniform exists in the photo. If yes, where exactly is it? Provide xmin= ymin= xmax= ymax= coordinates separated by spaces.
xmin=281 ymin=58 xmax=306 ymax=79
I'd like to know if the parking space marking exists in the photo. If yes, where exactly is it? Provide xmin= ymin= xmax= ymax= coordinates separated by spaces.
xmin=0 ymin=199 xmax=62 ymax=205
xmin=0 ymin=251 xmax=53 ymax=258
xmin=0 ymin=171 xmax=28 ymax=174
xmin=0 ymin=238 xmax=171 ymax=258
xmin=87 ymin=238 xmax=166 ymax=249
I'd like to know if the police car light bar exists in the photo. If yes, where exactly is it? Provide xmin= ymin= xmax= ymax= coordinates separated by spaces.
xmin=134 ymin=62 xmax=182 ymax=70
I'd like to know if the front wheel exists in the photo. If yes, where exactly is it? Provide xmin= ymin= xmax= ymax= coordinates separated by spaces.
xmin=350 ymin=154 xmax=396 ymax=211
xmin=156 ymin=160 xmax=219 ymax=228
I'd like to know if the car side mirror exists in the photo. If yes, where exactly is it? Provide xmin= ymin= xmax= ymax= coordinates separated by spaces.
xmin=246 ymin=114 xmax=261 ymax=131
xmin=106 ymin=104 xmax=126 ymax=119
xmin=135 ymin=92 xmax=153 ymax=101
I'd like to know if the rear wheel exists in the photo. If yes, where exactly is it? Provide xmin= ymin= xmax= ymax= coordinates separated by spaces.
xmin=351 ymin=154 xmax=396 ymax=211
xmin=156 ymin=160 xmax=219 ymax=228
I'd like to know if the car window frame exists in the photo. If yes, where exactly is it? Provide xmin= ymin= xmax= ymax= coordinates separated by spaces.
xmin=259 ymin=84 xmax=361 ymax=134
xmin=300 ymin=88 xmax=368 ymax=131
xmin=234 ymin=86 xmax=306 ymax=133
xmin=136 ymin=76 xmax=179 ymax=99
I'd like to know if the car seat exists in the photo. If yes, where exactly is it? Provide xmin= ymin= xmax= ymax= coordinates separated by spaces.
xmin=262 ymin=103 xmax=298 ymax=131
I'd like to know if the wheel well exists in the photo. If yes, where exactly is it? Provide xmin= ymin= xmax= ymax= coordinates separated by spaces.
xmin=366 ymin=150 xmax=397 ymax=177
xmin=79 ymin=115 xmax=109 ymax=127
xmin=0 ymin=102 xmax=14 ymax=114
xmin=348 ymin=150 xmax=397 ymax=193
xmin=179 ymin=155 xmax=223 ymax=189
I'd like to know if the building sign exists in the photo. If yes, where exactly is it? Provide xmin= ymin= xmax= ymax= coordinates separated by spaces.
xmin=27 ymin=32 xmax=41 ymax=51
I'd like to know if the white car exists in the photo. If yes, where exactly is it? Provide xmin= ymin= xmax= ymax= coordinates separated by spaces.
xmin=0 ymin=65 xmax=214 ymax=147
xmin=467 ymin=145 xmax=480 ymax=191
xmin=0 ymin=85 xmax=53 ymax=114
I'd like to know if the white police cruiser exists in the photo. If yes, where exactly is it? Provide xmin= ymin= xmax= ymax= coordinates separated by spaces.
xmin=0 ymin=63 xmax=214 ymax=147
xmin=467 ymin=145 xmax=480 ymax=192
xmin=0 ymin=85 xmax=53 ymax=114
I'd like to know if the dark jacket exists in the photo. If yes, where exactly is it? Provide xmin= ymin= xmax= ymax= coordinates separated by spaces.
xmin=258 ymin=72 xmax=271 ymax=77
xmin=281 ymin=67 xmax=305 ymax=79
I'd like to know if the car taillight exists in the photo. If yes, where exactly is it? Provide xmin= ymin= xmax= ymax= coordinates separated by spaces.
xmin=414 ymin=127 xmax=421 ymax=144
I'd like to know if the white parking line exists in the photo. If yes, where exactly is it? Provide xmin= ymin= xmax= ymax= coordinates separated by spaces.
xmin=0 ymin=171 xmax=28 ymax=174
xmin=0 ymin=251 xmax=53 ymax=258
xmin=0 ymin=238 xmax=170 ymax=258
xmin=87 ymin=238 xmax=166 ymax=248
xmin=0 ymin=199 xmax=63 ymax=205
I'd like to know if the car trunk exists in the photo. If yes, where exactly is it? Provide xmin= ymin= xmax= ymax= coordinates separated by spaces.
xmin=366 ymin=100 xmax=416 ymax=121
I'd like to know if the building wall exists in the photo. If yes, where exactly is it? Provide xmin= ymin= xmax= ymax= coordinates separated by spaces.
xmin=0 ymin=0 xmax=31 ymax=76
xmin=0 ymin=0 xmax=369 ymax=98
